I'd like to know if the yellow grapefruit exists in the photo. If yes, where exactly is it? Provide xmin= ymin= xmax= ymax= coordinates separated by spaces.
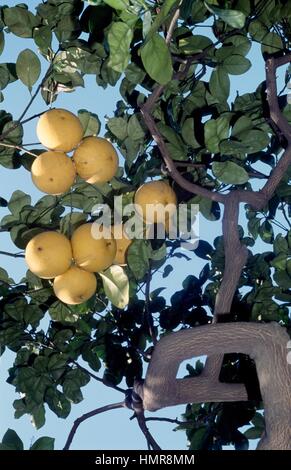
xmin=31 ymin=150 xmax=76 ymax=195
xmin=36 ymin=108 xmax=84 ymax=152
xmin=134 ymin=180 xmax=177 ymax=225
xmin=71 ymin=223 xmax=117 ymax=272
xmin=25 ymin=231 xmax=72 ymax=279
xmin=53 ymin=266 xmax=97 ymax=305
xmin=73 ymin=136 xmax=118 ymax=184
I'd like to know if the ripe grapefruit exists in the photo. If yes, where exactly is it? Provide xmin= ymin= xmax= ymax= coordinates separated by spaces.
xmin=71 ymin=223 xmax=117 ymax=272
xmin=31 ymin=150 xmax=76 ymax=195
xmin=25 ymin=231 xmax=72 ymax=279
xmin=73 ymin=136 xmax=118 ymax=184
xmin=53 ymin=266 xmax=97 ymax=305
xmin=36 ymin=108 xmax=84 ymax=152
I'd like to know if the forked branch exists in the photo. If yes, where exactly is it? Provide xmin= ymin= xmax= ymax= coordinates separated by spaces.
xmin=135 ymin=323 xmax=291 ymax=449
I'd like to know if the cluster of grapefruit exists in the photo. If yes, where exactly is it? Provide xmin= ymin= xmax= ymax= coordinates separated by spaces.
xmin=25 ymin=224 xmax=122 ymax=305
xmin=32 ymin=108 xmax=119 ymax=194
xmin=24 ymin=108 xmax=177 ymax=306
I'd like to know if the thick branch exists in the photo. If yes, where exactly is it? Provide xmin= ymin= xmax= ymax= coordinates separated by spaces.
xmin=136 ymin=322 xmax=291 ymax=450
xmin=63 ymin=401 xmax=125 ymax=450
xmin=214 ymin=193 xmax=248 ymax=318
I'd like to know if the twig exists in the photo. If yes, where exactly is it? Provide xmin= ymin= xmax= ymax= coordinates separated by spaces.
xmin=145 ymin=416 xmax=185 ymax=425
xmin=0 ymin=251 xmax=25 ymax=258
xmin=73 ymin=361 xmax=127 ymax=394
xmin=136 ymin=412 xmax=161 ymax=450
xmin=18 ymin=66 xmax=52 ymax=123
xmin=0 ymin=62 xmax=52 ymax=143
xmin=165 ymin=5 xmax=181 ymax=45
xmin=0 ymin=142 xmax=39 ymax=158
xmin=144 ymin=265 xmax=157 ymax=345
xmin=63 ymin=401 xmax=125 ymax=450
xmin=21 ymin=111 xmax=47 ymax=125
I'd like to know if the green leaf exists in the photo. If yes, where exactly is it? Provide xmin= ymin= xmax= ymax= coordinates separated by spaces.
xmin=62 ymin=368 xmax=90 ymax=403
xmin=0 ymin=267 xmax=14 ymax=284
xmin=194 ymin=240 xmax=214 ymax=260
xmin=273 ymin=234 xmax=288 ymax=255
xmin=259 ymin=220 xmax=274 ymax=244
xmin=49 ymin=302 xmax=80 ymax=323
xmin=209 ymin=68 xmax=230 ymax=102
xmin=0 ymin=63 xmax=18 ymax=91
xmin=189 ymin=426 xmax=210 ymax=450
xmin=107 ymin=117 xmax=128 ymax=141
xmin=178 ymin=35 xmax=213 ymax=54
xmin=127 ymin=114 xmax=145 ymax=143
xmin=181 ymin=118 xmax=200 ymax=148
xmin=3 ymin=7 xmax=39 ymax=38
xmin=212 ymin=161 xmax=249 ymax=185
xmin=157 ymin=122 xmax=188 ymax=160
xmin=223 ymin=34 xmax=251 ymax=56
xmin=237 ymin=129 xmax=270 ymax=154
xmin=142 ymin=10 xmax=152 ymax=39
xmin=103 ymin=0 xmax=129 ymax=10
xmin=2 ymin=120 xmax=23 ymax=146
xmin=16 ymin=49 xmax=41 ymax=91
xmin=99 ymin=265 xmax=129 ymax=309
xmin=141 ymin=33 xmax=173 ymax=85
xmin=222 ymin=55 xmax=251 ymax=75
xmin=273 ymin=269 xmax=291 ymax=289
xmin=78 ymin=109 xmax=101 ymax=137
xmin=0 ymin=31 xmax=4 ymax=56
xmin=261 ymin=32 xmax=283 ymax=54
xmin=204 ymin=116 xmax=229 ymax=153
xmin=205 ymin=4 xmax=246 ymax=28
xmin=270 ymin=253 xmax=287 ymax=271
xmin=8 ymin=190 xmax=31 ymax=215
xmin=0 ymin=196 xmax=7 ymax=207
xmin=244 ymin=427 xmax=263 ymax=439
xmin=231 ymin=116 xmax=253 ymax=137
xmin=252 ymin=412 xmax=265 ymax=429
xmin=44 ymin=387 xmax=71 ymax=418
xmin=127 ymin=240 xmax=150 ymax=280
xmin=108 ymin=22 xmax=133 ymax=73
xmin=1 ymin=429 xmax=24 ymax=450
xmin=30 ymin=404 xmax=46 ymax=430
xmin=30 ymin=437 xmax=55 ymax=450
xmin=33 ymin=26 xmax=52 ymax=52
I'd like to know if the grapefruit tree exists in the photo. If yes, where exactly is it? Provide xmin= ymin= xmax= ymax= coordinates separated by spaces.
xmin=0 ymin=0 xmax=290 ymax=451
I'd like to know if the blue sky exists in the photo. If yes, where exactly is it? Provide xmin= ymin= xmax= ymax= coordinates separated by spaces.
xmin=0 ymin=0 xmax=284 ymax=450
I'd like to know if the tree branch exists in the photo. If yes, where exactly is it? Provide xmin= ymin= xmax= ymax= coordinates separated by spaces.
xmin=141 ymin=109 xmax=225 ymax=203
xmin=145 ymin=416 xmax=185 ymax=425
xmin=144 ymin=265 xmax=157 ymax=345
xmin=137 ymin=322 xmax=291 ymax=449
xmin=0 ymin=142 xmax=39 ymax=158
xmin=72 ymin=361 xmax=127 ymax=394
xmin=135 ymin=411 xmax=161 ymax=450
xmin=63 ymin=401 xmax=125 ymax=450
xmin=0 ymin=251 xmax=25 ymax=258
